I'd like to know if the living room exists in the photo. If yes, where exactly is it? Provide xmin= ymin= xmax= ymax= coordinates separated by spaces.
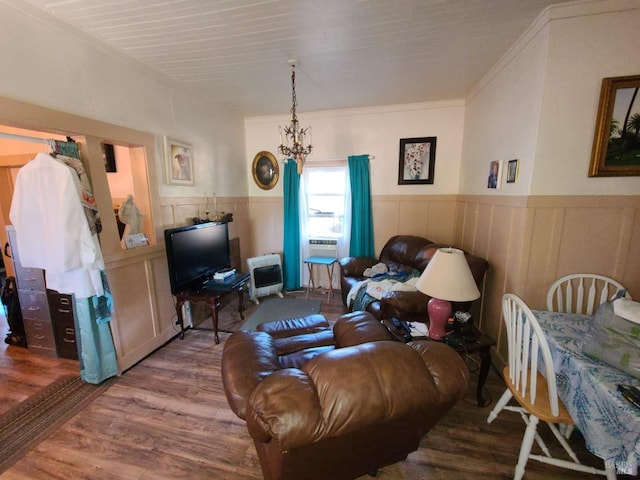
xmin=0 ymin=0 xmax=639 ymax=477
xmin=0 ymin=0 xmax=639 ymax=375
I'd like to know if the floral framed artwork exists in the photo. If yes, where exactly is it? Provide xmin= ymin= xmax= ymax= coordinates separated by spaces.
xmin=589 ymin=74 xmax=640 ymax=177
xmin=165 ymin=137 xmax=194 ymax=186
xmin=398 ymin=137 xmax=436 ymax=185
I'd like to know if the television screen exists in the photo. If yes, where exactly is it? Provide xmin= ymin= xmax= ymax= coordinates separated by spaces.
xmin=164 ymin=222 xmax=231 ymax=295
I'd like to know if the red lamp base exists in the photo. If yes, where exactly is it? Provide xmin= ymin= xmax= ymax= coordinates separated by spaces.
xmin=427 ymin=297 xmax=452 ymax=341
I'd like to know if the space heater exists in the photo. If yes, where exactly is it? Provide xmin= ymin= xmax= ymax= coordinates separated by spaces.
xmin=246 ymin=254 xmax=284 ymax=304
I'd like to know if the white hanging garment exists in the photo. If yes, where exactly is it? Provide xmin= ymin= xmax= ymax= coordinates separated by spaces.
xmin=9 ymin=152 xmax=104 ymax=298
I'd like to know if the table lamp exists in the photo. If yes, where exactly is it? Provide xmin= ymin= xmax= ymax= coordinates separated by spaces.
xmin=415 ymin=247 xmax=480 ymax=341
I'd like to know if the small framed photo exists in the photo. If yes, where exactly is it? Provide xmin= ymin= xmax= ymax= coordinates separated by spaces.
xmin=102 ymin=143 xmax=116 ymax=172
xmin=506 ymin=159 xmax=519 ymax=183
xmin=165 ymin=137 xmax=194 ymax=186
xmin=487 ymin=160 xmax=503 ymax=189
xmin=398 ymin=137 xmax=436 ymax=185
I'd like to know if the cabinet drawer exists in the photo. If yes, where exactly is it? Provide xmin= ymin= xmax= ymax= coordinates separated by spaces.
xmin=48 ymin=291 xmax=74 ymax=321
xmin=13 ymin=263 xmax=46 ymax=291
xmin=53 ymin=322 xmax=78 ymax=360
xmin=18 ymin=290 xmax=51 ymax=322
xmin=24 ymin=318 xmax=56 ymax=350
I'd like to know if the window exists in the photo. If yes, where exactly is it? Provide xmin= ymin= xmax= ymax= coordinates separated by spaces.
xmin=304 ymin=166 xmax=347 ymax=238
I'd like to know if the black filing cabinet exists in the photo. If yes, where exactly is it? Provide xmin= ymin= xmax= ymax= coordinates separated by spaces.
xmin=6 ymin=226 xmax=78 ymax=359
xmin=48 ymin=290 xmax=79 ymax=360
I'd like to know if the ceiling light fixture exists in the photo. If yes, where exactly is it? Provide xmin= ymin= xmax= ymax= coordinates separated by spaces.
xmin=278 ymin=59 xmax=312 ymax=174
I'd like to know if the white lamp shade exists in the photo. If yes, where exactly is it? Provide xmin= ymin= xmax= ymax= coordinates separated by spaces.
xmin=415 ymin=247 xmax=480 ymax=302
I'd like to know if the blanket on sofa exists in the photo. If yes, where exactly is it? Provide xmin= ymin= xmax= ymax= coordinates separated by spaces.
xmin=348 ymin=270 xmax=420 ymax=312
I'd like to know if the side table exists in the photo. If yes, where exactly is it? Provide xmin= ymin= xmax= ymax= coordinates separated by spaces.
xmin=174 ymin=272 xmax=250 ymax=344
xmin=303 ymin=256 xmax=337 ymax=303
xmin=382 ymin=319 xmax=496 ymax=407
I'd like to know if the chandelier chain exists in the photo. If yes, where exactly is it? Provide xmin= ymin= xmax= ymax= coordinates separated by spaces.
xmin=278 ymin=61 xmax=312 ymax=173
xmin=290 ymin=67 xmax=298 ymax=121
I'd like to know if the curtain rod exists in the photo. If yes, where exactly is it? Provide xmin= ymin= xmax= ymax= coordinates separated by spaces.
xmin=0 ymin=132 xmax=52 ymax=144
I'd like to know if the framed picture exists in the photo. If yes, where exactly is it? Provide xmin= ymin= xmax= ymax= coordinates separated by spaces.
xmin=252 ymin=151 xmax=279 ymax=190
xmin=589 ymin=74 xmax=640 ymax=177
xmin=165 ymin=137 xmax=194 ymax=186
xmin=487 ymin=160 xmax=503 ymax=189
xmin=398 ymin=137 xmax=436 ymax=185
xmin=506 ymin=159 xmax=519 ymax=183
xmin=102 ymin=143 xmax=116 ymax=172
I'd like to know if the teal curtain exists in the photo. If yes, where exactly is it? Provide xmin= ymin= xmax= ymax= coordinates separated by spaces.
xmin=348 ymin=155 xmax=375 ymax=258
xmin=282 ymin=160 xmax=301 ymax=290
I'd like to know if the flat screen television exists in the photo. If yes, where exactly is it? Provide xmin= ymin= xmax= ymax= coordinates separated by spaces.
xmin=164 ymin=222 xmax=231 ymax=295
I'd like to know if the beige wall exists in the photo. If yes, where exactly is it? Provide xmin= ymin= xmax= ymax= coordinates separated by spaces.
xmin=248 ymin=194 xmax=458 ymax=259
xmin=248 ymin=194 xmax=459 ymax=289
xmin=457 ymin=194 xmax=640 ymax=367
xmin=458 ymin=1 xmax=640 ymax=368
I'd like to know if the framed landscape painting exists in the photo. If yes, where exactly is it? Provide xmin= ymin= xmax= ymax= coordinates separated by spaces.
xmin=398 ymin=137 xmax=436 ymax=185
xmin=589 ymin=75 xmax=640 ymax=177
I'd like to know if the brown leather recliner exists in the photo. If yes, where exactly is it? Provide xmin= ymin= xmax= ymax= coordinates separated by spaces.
xmin=339 ymin=235 xmax=489 ymax=324
xmin=221 ymin=311 xmax=469 ymax=480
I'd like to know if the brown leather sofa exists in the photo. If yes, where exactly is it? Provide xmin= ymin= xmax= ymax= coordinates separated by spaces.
xmin=221 ymin=311 xmax=469 ymax=480
xmin=339 ymin=235 xmax=489 ymax=324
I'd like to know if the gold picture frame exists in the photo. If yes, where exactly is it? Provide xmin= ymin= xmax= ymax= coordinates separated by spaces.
xmin=589 ymin=75 xmax=640 ymax=177
xmin=165 ymin=137 xmax=194 ymax=186
xmin=252 ymin=151 xmax=279 ymax=190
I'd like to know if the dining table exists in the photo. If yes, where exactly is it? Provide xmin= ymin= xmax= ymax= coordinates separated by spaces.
xmin=534 ymin=310 xmax=640 ymax=476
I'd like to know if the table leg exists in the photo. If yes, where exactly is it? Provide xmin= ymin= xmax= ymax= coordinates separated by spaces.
xmin=175 ymin=298 xmax=186 ymax=339
xmin=306 ymin=263 xmax=314 ymax=299
xmin=326 ymin=263 xmax=335 ymax=303
xmin=237 ymin=286 xmax=245 ymax=320
xmin=477 ymin=347 xmax=492 ymax=407
xmin=210 ymin=297 xmax=222 ymax=345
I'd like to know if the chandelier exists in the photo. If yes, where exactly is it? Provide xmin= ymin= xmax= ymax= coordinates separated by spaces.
xmin=278 ymin=59 xmax=312 ymax=174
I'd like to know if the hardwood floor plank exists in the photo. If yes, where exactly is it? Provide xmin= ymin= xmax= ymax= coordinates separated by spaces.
xmin=0 ymin=290 xmax=633 ymax=479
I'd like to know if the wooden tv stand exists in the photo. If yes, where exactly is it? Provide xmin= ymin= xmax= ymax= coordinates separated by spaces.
xmin=174 ymin=272 xmax=250 ymax=344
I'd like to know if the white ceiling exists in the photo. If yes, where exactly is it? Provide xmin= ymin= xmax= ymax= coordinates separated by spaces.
xmin=17 ymin=0 xmax=561 ymax=117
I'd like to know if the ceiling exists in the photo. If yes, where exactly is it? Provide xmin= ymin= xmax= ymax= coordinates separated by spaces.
xmin=17 ymin=0 xmax=562 ymax=117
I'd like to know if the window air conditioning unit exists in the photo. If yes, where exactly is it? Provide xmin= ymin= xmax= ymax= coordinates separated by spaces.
xmin=308 ymin=238 xmax=338 ymax=259
xmin=246 ymin=254 xmax=284 ymax=304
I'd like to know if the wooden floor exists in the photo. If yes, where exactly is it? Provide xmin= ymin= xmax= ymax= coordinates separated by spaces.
xmin=0 ymin=289 xmax=634 ymax=479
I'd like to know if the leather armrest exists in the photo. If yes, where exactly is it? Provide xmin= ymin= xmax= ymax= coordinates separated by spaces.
xmin=221 ymin=331 xmax=280 ymax=420
xmin=246 ymin=369 xmax=321 ymax=445
xmin=339 ymin=256 xmax=377 ymax=277
xmin=407 ymin=340 xmax=470 ymax=403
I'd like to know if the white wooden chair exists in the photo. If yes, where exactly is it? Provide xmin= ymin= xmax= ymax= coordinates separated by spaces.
xmin=546 ymin=274 xmax=628 ymax=440
xmin=546 ymin=274 xmax=627 ymax=315
xmin=487 ymin=293 xmax=616 ymax=480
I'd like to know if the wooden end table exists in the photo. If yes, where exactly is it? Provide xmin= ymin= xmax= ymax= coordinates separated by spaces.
xmin=174 ymin=272 xmax=250 ymax=344
xmin=382 ymin=319 xmax=496 ymax=407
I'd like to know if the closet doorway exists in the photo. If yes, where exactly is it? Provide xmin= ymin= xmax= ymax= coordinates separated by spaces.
xmin=0 ymin=122 xmax=158 ymax=373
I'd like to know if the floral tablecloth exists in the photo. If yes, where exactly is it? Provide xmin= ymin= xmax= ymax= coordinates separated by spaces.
xmin=534 ymin=310 xmax=640 ymax=475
